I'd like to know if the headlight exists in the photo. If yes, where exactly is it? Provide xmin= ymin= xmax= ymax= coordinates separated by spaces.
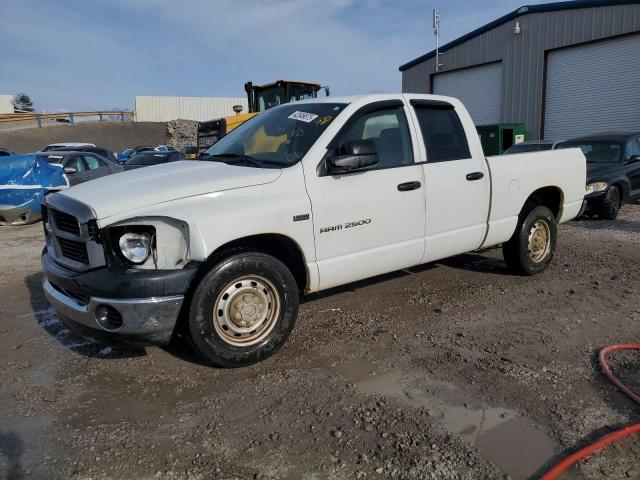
xmin=118 ymin=232 xmax=152 ymax=264
xmin=586 ymin=182 xmax=608 ymax=194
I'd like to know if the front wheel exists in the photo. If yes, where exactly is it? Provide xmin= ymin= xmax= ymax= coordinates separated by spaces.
xmin=503 ymin=205 xmax=557 ymax=276
xmin=596 ymin=187 xmax=620 ymax=220
xmin=187 ymin=251 xmax=299 ymax=367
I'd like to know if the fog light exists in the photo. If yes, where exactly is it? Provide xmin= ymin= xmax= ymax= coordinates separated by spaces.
xmin=95 ymin=304 xmax=123 ymax=331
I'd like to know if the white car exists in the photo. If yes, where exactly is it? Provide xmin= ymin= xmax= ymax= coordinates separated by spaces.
xmin=41 ymin=94 xmax=586 ymax=367
xmin=40 ymin=142 xmax=95 ymax=152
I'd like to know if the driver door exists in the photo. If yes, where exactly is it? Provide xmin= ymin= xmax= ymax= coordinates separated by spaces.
xmin=304 ymin=101 xmax=426 ymax=290
xmin=62 ymin=155 xmax=87 ymax=186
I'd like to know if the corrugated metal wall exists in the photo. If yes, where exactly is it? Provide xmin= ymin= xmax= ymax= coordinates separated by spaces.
xmin=432 ymin=62 xmax=503 ymax=125
xmin=0 ymin=95 xmax=14 ymax=114
xmin=135 ymin=96 xmax=249 ymax=122
xmin=401 ymin=3 xmax=640 ymax=138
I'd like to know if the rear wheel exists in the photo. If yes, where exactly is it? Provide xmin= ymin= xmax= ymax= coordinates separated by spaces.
xmin=596 ymin=186 xmax=620 ymax=220
xmin=503 ymin=205 xmax=557 ymax=276
xmin=187 ymin=251 xmax=299 ymax=367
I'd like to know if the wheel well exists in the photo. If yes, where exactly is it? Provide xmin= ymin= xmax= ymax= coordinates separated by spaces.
xmin=523 ymin=186 xmax=563 ymax=219
xmin=203 ymin=234 xmax=308 ymax=292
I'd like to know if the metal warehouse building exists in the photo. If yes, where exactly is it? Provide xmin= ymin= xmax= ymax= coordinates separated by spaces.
xmin=134 ymin=96 xmax=248 ymax=122
xmin=400 ymin=0 xmax=640 ymax=141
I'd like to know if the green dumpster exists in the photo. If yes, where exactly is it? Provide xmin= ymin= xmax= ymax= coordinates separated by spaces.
xmin=476 ymin=123 xmax=530 ymax=156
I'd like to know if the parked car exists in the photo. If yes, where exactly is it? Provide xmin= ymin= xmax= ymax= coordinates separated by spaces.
xmin=41 ymin=94 xmax=586 ymax=367
xmin=40 ymin=142 xmax=95 ymax=152
xmin=181 ymin=146 xmax=199 ymax=159
xmin=50 ymin=145 xmax=118 ymax=163
xmin=555 ymin=131 xmax=640 ymax=219
xmin=504 ymin=140 xmax=555 ymax=155
xmin=0 ymin=148 xmax=15 ymax=157
xmin=124 ymin=150 xmax=186 ymax=170
xmin=38 ymin=151 xmax=123 ymax=186
xmin=117 ymin=146 xmax=155 ymax=163
xmin=0 ymin=155 xmax=68 ymax=225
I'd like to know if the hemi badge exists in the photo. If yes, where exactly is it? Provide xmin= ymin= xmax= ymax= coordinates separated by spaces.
xmin=293 ymin=214 xmax=310 ymax=222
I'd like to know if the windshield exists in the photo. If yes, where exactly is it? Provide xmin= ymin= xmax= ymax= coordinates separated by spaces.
xmin=256 ymin=86 xmax=286 ymax=112
xmin=556 ymin=140 xmax=622 ymax=163
xmin=202 ymin=103 xmax=347 ymax=168
xmin=126 ymin=152 xmax=169 ymax=166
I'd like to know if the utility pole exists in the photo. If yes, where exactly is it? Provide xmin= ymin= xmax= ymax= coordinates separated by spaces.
xmin=433 ymin=9 xmax=443 ymax=72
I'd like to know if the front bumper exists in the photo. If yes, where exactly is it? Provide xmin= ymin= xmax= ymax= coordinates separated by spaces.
xmin=0 ymin=204 xmax=41 ymax=226
xmin=43 ymin=279 xmax=183 ymax=346
xmin=42 ymin=250 xmax=199 ymax=346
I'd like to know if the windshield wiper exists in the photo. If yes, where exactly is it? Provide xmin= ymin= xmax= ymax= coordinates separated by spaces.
xmin=206 ymin=153 xmax=261 ymax=168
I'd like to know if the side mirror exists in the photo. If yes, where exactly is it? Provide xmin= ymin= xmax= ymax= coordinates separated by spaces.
xmin=64 ymin=166 xmax=77 ymax=174
xmin=325 ymin=139 xmax=379 ymax=174
xmin=628 ymin=155 xmax=640 ymax=164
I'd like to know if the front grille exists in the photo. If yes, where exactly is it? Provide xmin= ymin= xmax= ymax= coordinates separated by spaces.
xmin=57 ymin=237 xmax=89 ymax=264
xmin=52 ymin=209 xmax=80 ymax=235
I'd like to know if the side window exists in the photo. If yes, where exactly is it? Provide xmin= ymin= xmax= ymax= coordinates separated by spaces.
xmin=336 ymin=107 xmax=413 ymax=168
xmin=413 ymin=106 xmax=471 ymax=163
xmin=626 ymin=137 xmax=640 ymax=159
xmin=66 ymin=156 xmax=85 ymax=172
xmin=84 ymin=155 xmax=103 ymax=170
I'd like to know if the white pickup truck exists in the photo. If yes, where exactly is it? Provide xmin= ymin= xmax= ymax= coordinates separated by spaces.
xmin=42 ymin=94 xmax=586 ymax=367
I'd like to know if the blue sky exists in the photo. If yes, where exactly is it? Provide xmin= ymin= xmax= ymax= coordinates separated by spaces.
xmin=0 ymin=0 xmax=558 ymax=112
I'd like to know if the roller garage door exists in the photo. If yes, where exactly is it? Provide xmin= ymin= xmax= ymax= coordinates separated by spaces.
xmin=432 ymin=62 xmax=502 ymax=126
xmin=544 ymin=34 xmax=640 ymax=140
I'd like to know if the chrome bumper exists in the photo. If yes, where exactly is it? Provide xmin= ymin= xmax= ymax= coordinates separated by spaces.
xmin=43 ymin=279 xmax=183 ymax=345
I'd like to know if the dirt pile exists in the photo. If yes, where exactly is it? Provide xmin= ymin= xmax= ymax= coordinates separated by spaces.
xmin=166 ymin=119 xmax=198 ymax=150
xmin=0 ymin=121 xmax=168 ymax=154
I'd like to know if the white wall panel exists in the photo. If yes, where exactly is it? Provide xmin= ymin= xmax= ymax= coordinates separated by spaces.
xmin=135 ymin=96 xmax=249 ymax=122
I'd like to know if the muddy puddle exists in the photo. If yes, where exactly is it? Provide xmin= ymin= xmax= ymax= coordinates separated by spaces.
xmin=334 ymin=359 xmax=555 ymax=479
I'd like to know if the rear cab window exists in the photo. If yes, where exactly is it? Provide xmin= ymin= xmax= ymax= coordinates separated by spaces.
xmin=411 ymin=101 xmax=471 ymax=163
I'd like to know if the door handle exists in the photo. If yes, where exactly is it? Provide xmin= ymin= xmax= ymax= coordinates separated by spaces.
xmin=466 ymin=172 xmax=484 ymax=181
xmin=397 ymin=181 xmax=422 ymax=192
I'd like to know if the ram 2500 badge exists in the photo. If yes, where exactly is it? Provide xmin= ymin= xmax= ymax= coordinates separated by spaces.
xmin=41 ymin=94 xmax=586 ymax=367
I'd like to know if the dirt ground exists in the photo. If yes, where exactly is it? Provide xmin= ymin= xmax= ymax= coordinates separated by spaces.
xmin=1 ymin=206 xmax=639 ymax=480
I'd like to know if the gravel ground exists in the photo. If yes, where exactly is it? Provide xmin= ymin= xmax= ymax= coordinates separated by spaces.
xmin=1 ymin=206 xmax=639 ymax=479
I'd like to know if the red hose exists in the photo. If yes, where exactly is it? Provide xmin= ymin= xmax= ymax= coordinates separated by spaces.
xmin=541 ymin=345 xmax=640 ymax=480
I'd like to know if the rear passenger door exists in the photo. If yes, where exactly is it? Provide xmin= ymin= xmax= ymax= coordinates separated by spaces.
xmin=408 ymin=99 xmax=490 ymax=263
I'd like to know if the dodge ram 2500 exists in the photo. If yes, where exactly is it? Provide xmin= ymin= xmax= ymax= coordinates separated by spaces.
xmin=41 ymin=94 xmax=586 ymax=367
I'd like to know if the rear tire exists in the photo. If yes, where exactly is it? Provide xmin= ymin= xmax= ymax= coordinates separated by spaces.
xmin=187 ymin=251 xmax=299 ymax=367
xmin=503 ymin=205 xmax=557 ymax=276
xmin=596 ymin=186 xmax=620 ymax=220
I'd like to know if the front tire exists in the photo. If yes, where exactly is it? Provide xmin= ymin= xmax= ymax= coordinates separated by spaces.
xmin=503 ymin=205 xmax=557 ymax=276
xmin=596 ymin=186 xmax=620 ymax=220
xmin=187 ymin=251 xmax=299 ymax=367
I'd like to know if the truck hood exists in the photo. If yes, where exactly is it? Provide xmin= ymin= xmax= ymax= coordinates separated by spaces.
xmin=60 ymin=161 xmax=281 ymax=219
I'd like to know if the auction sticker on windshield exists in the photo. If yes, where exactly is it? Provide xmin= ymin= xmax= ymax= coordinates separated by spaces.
xmin=288 ymin=111 xmax=319 ymax=123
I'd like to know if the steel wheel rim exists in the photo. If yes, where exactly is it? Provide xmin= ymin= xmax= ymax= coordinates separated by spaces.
xmin=528 ymin=220 xmax=551 ymax=263
xmin=213 ymin=275 xmax=280 ymax=347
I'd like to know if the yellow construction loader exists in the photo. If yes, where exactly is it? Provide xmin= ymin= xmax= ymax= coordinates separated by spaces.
xmin=197 ymin=80 xmax=328 ymax=154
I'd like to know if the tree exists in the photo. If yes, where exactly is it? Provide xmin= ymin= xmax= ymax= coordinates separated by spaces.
xmin=13 ymin=93 xmax=34 ymax=112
